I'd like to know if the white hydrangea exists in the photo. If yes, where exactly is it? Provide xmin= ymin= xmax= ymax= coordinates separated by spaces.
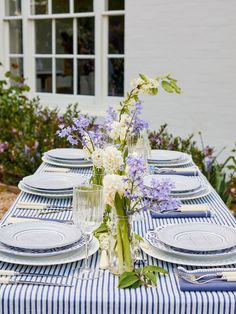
xmin=103 ymin=174 xmax=125 ymax=206
xmin=103 ymin=146 xmax=123 ymax=174
xmin=91 ymin=148 xmax=104 ymax=169
xmin=131 ymin=76 xmax=158 ymax=95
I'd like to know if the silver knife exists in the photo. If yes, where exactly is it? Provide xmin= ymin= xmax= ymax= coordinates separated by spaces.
xmin=0 ymin=277 xmax=73 ymax=287
xmin=0 ymin=270 xmax=74 ymax=278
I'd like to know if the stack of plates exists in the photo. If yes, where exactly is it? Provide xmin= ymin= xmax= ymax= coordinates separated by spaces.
xmin=42 ymin=148 xmax=92 ymax=168
xmin=148 ymin=150 xmax=192 ymax=167
xmin=18 ymin=173 xmax=86 ymax=198
xmin=142 ymin=223 xmax=236 ymax=266
xmin=0 ymin=221 xmax=99 ymax=266
xmin=143 ymin=174 xmax=210 ymax=200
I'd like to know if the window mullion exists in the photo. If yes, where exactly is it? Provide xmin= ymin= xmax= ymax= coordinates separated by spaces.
xmin=73 ymin=17 xmax=77 ymax=95
xmin=52 ymin=18 xmax=55 ymax=93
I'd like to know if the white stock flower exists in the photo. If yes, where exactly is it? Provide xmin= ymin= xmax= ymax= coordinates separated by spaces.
xmin=103 ymin=174 xmax=125 ymax=206
xmin=131 ymin=76 xmax=158 ymax=95
xmin=91 ymin=148 xmax=104 ymax=168
xmin=109 ymin=121 xmax=126 ymax=141
xmin=103 ymin=146 xmax=123 ymax=174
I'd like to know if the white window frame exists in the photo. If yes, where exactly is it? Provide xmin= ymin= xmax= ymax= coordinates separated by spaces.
xmin=1 ymin=0 xmax=125 ymax=116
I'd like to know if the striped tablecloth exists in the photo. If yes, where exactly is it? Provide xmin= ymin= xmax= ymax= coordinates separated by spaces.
xmin=0 ymin=163 xmax=236 ymax=314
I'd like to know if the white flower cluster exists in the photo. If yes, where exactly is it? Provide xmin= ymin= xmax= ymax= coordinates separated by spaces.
xmin=103 ymin=146 xmax=123 ymax=173
xmin=131 ymin=76 xmax=158 ymax=95
xmin=91 ymin=148 xmax=104 ymax=168
xmin=109 ymin=114 xmax=131 ymax=141
xmin=103 ymin=174 xmax=125 ymax=206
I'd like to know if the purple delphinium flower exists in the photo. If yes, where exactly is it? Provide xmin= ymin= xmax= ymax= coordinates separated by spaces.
xmin=129 ymin=101 xmax=149 ymax=134
xmin=124 ymin=154 xmax=181 ymax=213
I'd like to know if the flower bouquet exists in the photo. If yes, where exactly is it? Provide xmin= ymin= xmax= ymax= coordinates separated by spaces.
xmin=57 ymin=73 xmax=181 ymax=287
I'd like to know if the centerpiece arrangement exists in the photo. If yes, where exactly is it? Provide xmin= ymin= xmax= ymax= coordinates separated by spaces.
xmin=57 ymin=73 xmax=181 ymax=287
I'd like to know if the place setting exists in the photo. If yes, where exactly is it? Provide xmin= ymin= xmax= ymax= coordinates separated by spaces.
xmin=140 ymin=222 xmax=236 ymax=271
xmin=0 ymin=183 xmax=104 ymax=287
xmin=42 ymin=148 xmax=93 ymax=168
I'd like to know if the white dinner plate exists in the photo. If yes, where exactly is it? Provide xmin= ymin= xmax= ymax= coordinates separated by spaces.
xmin=140 ymin=241 xmax=236 ymax=267
xmin=23 ymin=173 xmax=85 ymax=191
xmin=157 ymin=223 xmax=236 ymax=252
xmin=46 ymin=148 xmax=85 ymax=160
xmin=44 ymin=154 xmax=91 ymax=165
xmin=42 ymin=156 xmax=93 ymax=168
xmin=146 ymin=230 xmax=236 ymax=259
xmin=143 ymin=174 xmax=201 ymax=193
xmin=149 ymin=150 xmax=186 ymax=162
xmin=0 ymin=221 xmax=82 ymax=250
xmin=19 ymin=181 xmax=73 ymax=195
xmin=0 ymin=235 xmax=86 ymax=257
xmin=18 ymin=182 xmax=73 ymax=198
xmin=0 ymin=237 xmax=99 ymax=266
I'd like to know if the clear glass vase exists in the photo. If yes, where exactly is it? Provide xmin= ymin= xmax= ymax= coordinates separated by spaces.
xmin=108 ymin=215 xmax=134 ymax=275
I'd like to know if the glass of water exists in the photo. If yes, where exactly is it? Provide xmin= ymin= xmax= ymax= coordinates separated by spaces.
xmin=73 ymin=184 xmax=104 ymax=279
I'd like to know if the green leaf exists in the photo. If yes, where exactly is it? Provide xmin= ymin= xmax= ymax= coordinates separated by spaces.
xmin=130 ymin=280 xmax=143 ymax=288
xmin=161 ymin=81 xmax=174 ymax=93
xmin=134 ymin=233 xmax=144 ymax=242
xmin=142 ymin=265 xmax=168 ymax=275
xmin=144 ymin=272 xmax=157 ymax=286
xmin=93 ymin=222 xmax=108 ymax=238
xmin=118 ymin=272 xmax=140 ymax=289
xmin=151 ymin=88 xmax=158 ymax=95
xmin=139 ymin=73 xmax=148 ymax=82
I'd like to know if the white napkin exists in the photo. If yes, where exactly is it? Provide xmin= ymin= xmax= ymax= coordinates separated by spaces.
xmin=179 ymin=204 xmax=209 ymax=212
xmin=44 ymin=167 xmax=70 ymax=173
xmin=16 ymin=202 xmax=48 ymax=210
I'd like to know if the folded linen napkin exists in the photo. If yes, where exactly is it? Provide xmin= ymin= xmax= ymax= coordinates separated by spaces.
xmin=16 ymin=202 xmax=48 ymax=210
xmin=44 ymin=167 xmax=70 ymax=173
xmin=154 ymin=167 xmax=199 ymax=176
xmin=151 ymin=204 xmax=212 ymax=219
xmin=177 ymin=267 xmax=236 ymax=292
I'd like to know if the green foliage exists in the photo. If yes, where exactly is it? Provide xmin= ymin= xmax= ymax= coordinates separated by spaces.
xmin=118 ymin=265 xmax=168 ymax=289
xmin=0 ymin=67 xmax=85 ymax=184
xmin=149 ymin=125 xmax=236 ymax=207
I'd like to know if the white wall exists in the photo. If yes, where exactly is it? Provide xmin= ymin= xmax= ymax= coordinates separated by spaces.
xmin=125 ymin=0 xmax=236 ymax=158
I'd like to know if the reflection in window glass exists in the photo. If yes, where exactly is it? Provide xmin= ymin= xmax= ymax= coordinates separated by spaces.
xmin=52 ymin=0 xmax=69 ymax=13
xmin=35 ymin=20 xmax=52 ymax=54
xmin=56 ymin=59 xmax=73 ymax=94
xmin=10 ymin=58 xmax=24 ymax=86
xmin=5 ymin=0 xmax=21 ymax=16
xmin=36 ymin=58 xmax=52 ymax=93
xmin=9 ymin=20 xmax=23 ymax=54
xmin=108 ymin=16 xmax=124 ymax=54
xmin=108 ymin=58 xmax=124 ymax=97
xmin=108 ymin=0 xmax=124 ymax=10
xmin=77 ymin=18 xmax=94 ymax=55
xmin=77 ymin=59 xmax=95 ymax=95
xmin=74 ymin=0 xmax=93 ymax=12
xmin=31 ymin=0 xmax=48 ymax=15
xmin=56 ymin=19 xmax=73 ymax=54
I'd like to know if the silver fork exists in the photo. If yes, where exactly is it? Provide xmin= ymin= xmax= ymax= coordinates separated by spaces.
xmin=175 ymin=270 xmax=235 ymax=285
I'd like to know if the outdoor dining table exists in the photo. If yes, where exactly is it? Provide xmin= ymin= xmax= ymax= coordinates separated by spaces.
xmin=0 ymin=161 xmax=236 ymax=314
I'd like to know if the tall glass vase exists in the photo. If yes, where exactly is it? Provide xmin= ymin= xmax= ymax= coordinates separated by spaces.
xmin=109 ymin=214 xmax=134 ymax=275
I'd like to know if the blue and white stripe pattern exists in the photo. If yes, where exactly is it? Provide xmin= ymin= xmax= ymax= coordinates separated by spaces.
xmin=0 ymin=162 xmax=236 ymax=314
